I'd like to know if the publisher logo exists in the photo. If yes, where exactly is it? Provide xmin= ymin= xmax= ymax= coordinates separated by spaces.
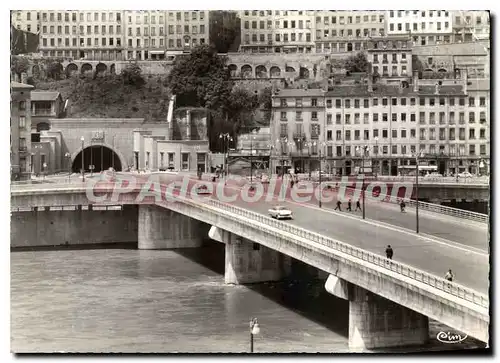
xmin=437 ymin=331 xmax=467 ymax=344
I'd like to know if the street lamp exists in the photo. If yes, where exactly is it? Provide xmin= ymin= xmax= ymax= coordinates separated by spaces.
xmin=80 ymin=136 xmax=85 ymax=182
xmin=306 ymin=141 xmax=313 ymax=178
xmin=90 ymin=138 xmax=94 ymax=177
xmin=313 ymin=141 xmax=327 ymax=208
xmin=374 ymin=137 xmax=379 ymax=179
xmin=219 ymin=133 xmax=232 ymax=181
xmin=65 ymin=152 xmax=71 ymax=182
xmin=410 ymin=151 xmax=425 ymax=233
xmin=249 ymin=318 xmax=260 ymax=353
xmin=247 ymin=134 xmax=257 ymax=190
xmin=356 ymin=145 xmax=370 ymax=219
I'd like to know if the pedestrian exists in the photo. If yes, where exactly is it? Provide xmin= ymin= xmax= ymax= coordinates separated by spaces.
xmin=355 ymin=200 xmax=362 ymax=211
xmin=445 ymin=269 xmax=454 ymax=282
xmin=385 ymin=245 xmax=393 ymax=259
xmin=400 ymin=200 xmax=406 ymax=213
xmin=335 ymin=200 xmax=342 ymax=211
xmin=347 ymin=199 xmax=352 ymax=212
xmin=290 ymin=179 xmax=295 ymax=188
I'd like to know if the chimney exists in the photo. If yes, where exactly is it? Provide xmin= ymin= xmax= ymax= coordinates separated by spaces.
xmin=463 ymin=71 xmax=468 ymax=95
xmin=21 ymin=72 xmax=28 ymax=84
xmin=413 ymin=71 xmax=419 ymax=92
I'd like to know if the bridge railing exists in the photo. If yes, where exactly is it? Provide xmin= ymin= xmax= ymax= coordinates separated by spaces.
xmin=404 ymin=199 xmax=489 ymax=223
xmin=202 ymin=198 xmax=489 ymax=309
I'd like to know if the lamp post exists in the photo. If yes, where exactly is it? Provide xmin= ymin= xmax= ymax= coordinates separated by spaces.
xmin=411 ymin=151 xmax=424 ymax=233
xmin=90 ymin=138 xmax=94 ymax=177
xmin=42 ymin=162 xmax=47 ymax=181
xmin=356 ymin=145 xmax=370 ymax=219
xmin=306 ymin=141 xmax=313 ymax=179
xmin=249 ymin=134 xmax=256 ymax=190
xmin=111 ymin=135 xmax=115 ymax=171
xmin=249 ymin=318 xmax=260 ymax=353
xmin=374 ymin=136 xmax=379 ymax=179
xmin=219 ymin=133 xmax=232 ymax=181
xmin=65 ymin=152 xmax=71 ymax=182
xmin=313 ymin=141 xmax=327 ymax=208
xmin=80 ymin=136 xmax=85 ymax=182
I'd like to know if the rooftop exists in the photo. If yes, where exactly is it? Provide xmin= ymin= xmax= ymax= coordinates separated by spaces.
xmin=325 ymin=83 xmax=465 ymax=97
xmin=272 ymin=88 xmax=325 ymax=97
xmin=31 ymin=91 xmax=61 ymax=101
xmin=11 ymin=82 xmax=34 ymax=90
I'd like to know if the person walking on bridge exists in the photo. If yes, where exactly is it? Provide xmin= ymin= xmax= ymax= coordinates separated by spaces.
xmin=385 ymin=245 xmax=393 ymax=259
xmin=355 ymin=199 xmax=362 ymax=212
xmin=334 ymin=200 xmax=342 ymax=211
xmin=347 ymin=199 xmax=352 ymax=212
xmin=445 ymin=269 xmax=454 ymax=282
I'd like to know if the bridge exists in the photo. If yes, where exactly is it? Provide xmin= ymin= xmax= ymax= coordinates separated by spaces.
xmin=10 ymin=174 xmax=489 ymax=350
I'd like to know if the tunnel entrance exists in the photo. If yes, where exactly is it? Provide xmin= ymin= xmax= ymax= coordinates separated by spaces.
xmin=72 ymin=145 xmax=122 ymax=173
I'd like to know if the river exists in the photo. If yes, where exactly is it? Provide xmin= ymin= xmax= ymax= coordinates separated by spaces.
xmin=11 ymin=243 xmax=484 ymax=353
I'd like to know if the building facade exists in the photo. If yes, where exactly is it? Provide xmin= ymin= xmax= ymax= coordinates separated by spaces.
xmin=270 ymin=73 xmax=489 ymax=176
xmin=270 ymin=89 xmax=326 ymax=174
xmin=11 ymin=82 xmax=34 ymax=180
xmin=11 ymin=10 xmax=209 ymax=61
xmin=240 ymin=10 xmax=315 ymax=54
xmin=30 ymin=91 xmax=64 ymax=133
xmin=386 ymin=10 xmax=454 ymax=46
xmin=314 ymin=11 xmax=386 ymax=53
xmin=452 ymin=11 xmax=490 ymax=42
xmin=366 ymin=36 xmax=413 ymax=81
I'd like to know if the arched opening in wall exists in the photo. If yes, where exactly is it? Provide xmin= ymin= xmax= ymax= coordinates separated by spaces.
xmin=66 ymin=63 xmax=78 ymax=77
xmin=423 ymin=68 xmax=434 ymax=78
xmin=32 ymin=65 xmax=40 ymax=78
xmin=347 ymin=43 xmax=353 ymax=52
xmin=81 ymin=63 xmax=93 ymax=75
xmin=228 ymin=64 xmax=237 ymax=77
xmin=96 ymin=63 xmax=107 ymax=75
xmin=36 ymin=122 xmax=50 ymax=132
xmin=255 ymin=65 xmax=267 ymax=78
xmin=270 ymin=66 xmax=281 ymax=78
xmin=110 ymin=64 xmax=116 ymax=75
xmin=241 ymin=65 xmax=252 ymax=79
xmin=72 ymin=145 xmax=123 ymax=173
xmin=299 ymin=67 xmax=310 ymax=79
xmin=285 ymin=66 xmax=295 ymax=73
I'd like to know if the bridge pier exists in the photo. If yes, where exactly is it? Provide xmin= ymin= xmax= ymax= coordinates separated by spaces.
xmin=326 ymin=275 xmax=429 ymax=350
xmin=222 ymin=229 xmax=291 ymax=284
xmin=138 ymin=205 xmax=204 ymax=249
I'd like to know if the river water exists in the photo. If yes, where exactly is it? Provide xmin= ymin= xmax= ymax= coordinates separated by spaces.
xmin=11 ymin=243 xmax=484 ymax=353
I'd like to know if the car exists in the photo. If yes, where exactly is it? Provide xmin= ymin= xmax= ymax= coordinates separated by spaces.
xmin=268 ymin=206 xmax=293 ymax=220
xmin=458 ymin=172 xmax=473 ymax=178
xmin=424 ymin=172 xmax=443 ymax=179
xmin=195 ymin=184 xmax=212 ymax=195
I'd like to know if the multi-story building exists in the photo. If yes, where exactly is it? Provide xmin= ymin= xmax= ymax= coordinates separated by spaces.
xmin=11 ymin=81 xmax=34 ymax=181
xmin=366 ymin=35 xmax=413 ymax=82
xmin=11 ymin=10 xmax=208 ymax=61
xmin=30 ymin=91 xmax=64 ymax=133
xmin=386 ymin=10 xmax=453 ymax=46
xmin=270 ymin=72 xmax=489 ymax=176
xmin=240 ymin=10 xmax=315 ymax=53
xmin=314 ymin=11 xmax=385 ymax=53
xmin=452 ymin=11 xmax=490 ymax=42
xmin=270 ymin=89 xmax=326 ymax=174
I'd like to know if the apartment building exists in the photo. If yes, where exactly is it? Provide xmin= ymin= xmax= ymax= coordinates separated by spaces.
xmin=452 ymin=11 xmax=490 ymax=42
xmin=11 ymin=10 xmax=208 ymax=60
xmin=240 ymin=10 xmax=315 ymax=53
xmin=11 ymin=81 xmax=34 ymax=181
xmin=386 ymin=10 xmax=453 ymax=46
xmin=314 ymin=11 xmax=385 ymax=53
xmin=271 ymin=73 xmax=489 ymax=176
xmin=366 ymin=36 xmax=413 ymax=81
xmin=270 ymin=89 xmax=326 ymax=174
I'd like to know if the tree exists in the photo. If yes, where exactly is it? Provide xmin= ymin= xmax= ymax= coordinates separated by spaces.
xmin=344 ymin=52 xmax=369 ymax=73
xmin=121 ymin=62 xmax=145 ymax=88
xmin=11 ymin=55 xmax=30 ymax=78
xmin=209 ymin=11 xmax=241 ymax=53
xmin=258 ymin=87 xmax=272 ymax=124
xmin=46 ymin=60 xmax=63 ymax=80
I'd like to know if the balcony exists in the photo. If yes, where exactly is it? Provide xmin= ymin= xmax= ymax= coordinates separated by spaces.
xmin=293 ymin=133 xmax=306 ymax=141
xmin=311 ymin=133 xmax=319 ymax=139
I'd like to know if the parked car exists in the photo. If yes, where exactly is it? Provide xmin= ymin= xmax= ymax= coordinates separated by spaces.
xmin=424 ymin=172 xmax=443 ymax=179
xmin=268 ymin=205 xmax=293 ymax=220
xmin=195 ymin=184 xmax=212 ymax=195
xmin=458 ymin=172 xmax=473 ymax=178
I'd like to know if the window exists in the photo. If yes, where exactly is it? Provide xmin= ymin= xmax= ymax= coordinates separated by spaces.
xmin=363 ymin=99 xmax=369 ymax=108
xmin=327 ymin=114 xmax=332 ymax=124
xmin=391 ymin=98 xmax=397 ymax=106
xmin=459 ymin=112 xmax=465 ymax=124
xmin=469 ymin=129 xmax=475 ymax=139
xmin=345 ymin=130 xmax=351 ymax=140
xmin=19 ymin=116 xmax=26 ymax=128
xmin=469 ymin=112 xmax=475 ymax=123
xmin=345 ymin=100 xmax=351 ymax=108
xmin=382 ymin=98 xmax=388 ymax=106
xmin=296 ymin=111 xmax=302 ymax=120
xmin=280 ymin=112 xmax=287 ymax=120
xmin=382 ymin=129 xmax=388 ymax=138
xmin=295 ymin=98 xmax=302 ymax=107
xmin=354 ymin=113 xmax=360 ymax=124
xmin=336 ymin=130 xmax=342 ymax=140
xmin=392 ymin=129 xmax=397 ymax=138
xmin=469 ymin=145 xmax=475 ymax=156
xmin=392 ymin=113 xmax=397 ymax=122
xmin=480 ymin=97 xmax=486 ymax=106
xmin=354 ymin=99 xmax=360 ymax=108
xmin=326 ymin=99 xmax=332 ymax=108
xmin=182 ymin=153 xmax=189 ymax=170
xmin=363 ymin=113 xmax=369 ymax=124
xmin=459 ymin=98 xmax=465 ymax=106
xmin=429 ymin=98 xmax=435 ymax=106
xmin=345 ymin=114 xmax=351 ymax=124
xmin=382 ymin=113 xmax=388 ymax=122
xmin=327 ymin=130 xmax=333 ymax=141
xmin=336 ymin=114 xmax=341 ymax=124
xmin=373 ymin=98 xmax=378 ymax=106
xmin=373 ymin=113 xmax=379 ymax=122
xmin=480 ymin=112 xmax=486 ymax=123
xmin=469 ymin=97 xmax=475 ymax=107
xmin=480 ymin=129 xmax=486 ymax=139
xmin=312 ymin=98 xmax=317 ymax=107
